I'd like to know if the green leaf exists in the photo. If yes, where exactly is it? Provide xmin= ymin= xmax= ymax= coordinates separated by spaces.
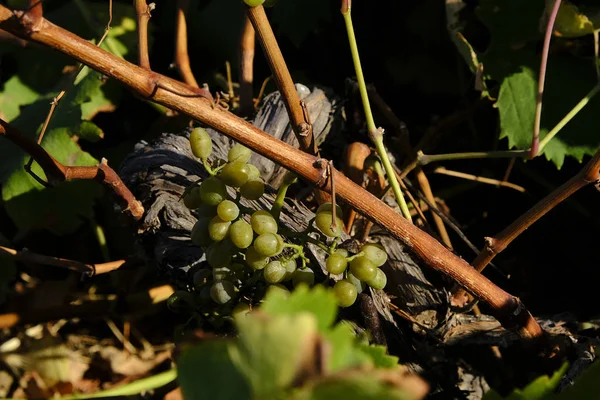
xmin=177 ymin=341 xmax=251 ymax=400
xmin=261 ymin=284 xmax=338 ymax=332
xmin=229 ymin=311 xmax=319 ymax=398
xmin=0 ymin=76 xmax=39 ymax=122
xmin=295 ymin=371 xmax=417 ymax=400
xmin=324 ymin=322 xmax=371 ymax=373
xmin=552 ymin=0 xmax=596 ymax=38
xmin=482 ymin=363 xmax=567 ymax=400
xmin=358 ymin=344 xmax=399 ymax=369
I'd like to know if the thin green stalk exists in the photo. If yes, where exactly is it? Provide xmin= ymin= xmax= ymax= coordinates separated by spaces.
xmin=420 ymin=150 xmax=529 ymax=165
xmin=341 ymin=6 xmax=412 ymax=223
xmin=271 ymin=173 xmax=297 ymax=219
xmin=92 ymin=221 xmax=110 ymax=262
xmin=538 ymin=83 xmax=600 ymax=153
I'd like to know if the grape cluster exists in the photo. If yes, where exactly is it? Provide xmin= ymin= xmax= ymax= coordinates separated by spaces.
xmin=183 ymin=127 xmax=389 ymax=312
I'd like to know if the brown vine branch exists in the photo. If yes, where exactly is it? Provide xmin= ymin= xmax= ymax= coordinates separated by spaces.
xmin=238 ymin=14 xmax=255 ymax=117
xmin=174 ymin=0 xmax=198 ymax=88
xmin=0 ymin=6 xmax=545 ymax=342
xmin=0 ymin=118 xmax=144 ymax=221
xmin=0 ymin=245 xmax=126 ymax=276
xmin=433 ymin=167 xmax=526 ymax=193
xmin=22 ymin=0 xmax=43 ymax=32
xmin=245 ymin=4 xmax=317 ymax=156
xmin=452 ymin=147 xmax=600 ymax=307
xmin=135 ymin=0 xmax=153 ymax=70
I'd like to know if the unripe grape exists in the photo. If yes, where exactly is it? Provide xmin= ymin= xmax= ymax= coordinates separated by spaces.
xmin=230 ymin=220 xmax=254 ymax=249
xmin=190 ymin=127 xmax=212 ymax=159
xmin=333 ymin=280 xmax=358 ymax=307
xmin=292 ymin=268 xmax=314 ymax=287
xmin=266 ymin=284 xmax=290 ymax=299
xmin=326 ymin=253 xmax=348 ymax=275
xmin=282 ymin=259 xmax=297 ymax=281
xmin=199 ymin=177 xmax=227 ymax=205
xmin=314 ymin=211 xmax=344 ymax=237
xmin=206 ymin=241 xmax=232 ymax=268
xmin=243 ymin=0 xmax=264 ymax=6
xmin=232 ymin=302 xmax=251 ymax=319
xmin=219 ymin=161 xmax=250 ymax=187
xmin=264 ymin=260 xmax=286 ymax=283
xmin=361 ymin=243 xmax=388 ymax=267
xmin=183 ymin=187 xmax=202 ymax=209
xmin=335 ymin=248 xmax=349 ymax=257
xmin=217 ymin=200 xmax=240 ymax=221
xmin=193 ymin=269 xmax=212 ymax=287
xmin=240 ymin=179 xmax=265 ymax=200
xmin=246 ymin=164 xmax=261 ymax=180
xmin=366 ymin=269 xmax=387 ymax=290
xmin=167 ymin=290 xmax=195 ymax=312
xmin=245 ymin=247 xmax=269 ymax=270
xmin=228 ymin=144 xmax=252 ymax=163
xmin=251 ymin=210 xmax=278 ymax=235
xmin=191 ymin=217 xmax=213 ymax=248
xmin=208 ymin=216 xmax=231 ymax=242
xmin=349 ymin=256 xmax=377 ymax=281
xmin=317 ymin=202 xmax=343 ymax=218
xmin=210 ymin=281 xmax=236 ymax=304
xmin=254 ymin=233 xmax=280 ymax=257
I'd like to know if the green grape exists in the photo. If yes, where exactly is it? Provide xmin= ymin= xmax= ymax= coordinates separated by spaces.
xmin=232 ymin=302 xmax=251 ymax=319
xmin=219 ymin=161 xmax=250 ymax=187
xmin=206 ymin=241 xmax=233 ymax=268
xmin=361 ymin=243 xmax=388 ymax=267
xmin=191 ymin=217 xmax=213 ymax=248
xmin=317 ymin=202 xmax=344 ymax=218
xmin=326 ymin=253 xmax=348 ymax=275
xmin=349 ymin=256 xmax=377 ymax=281
xmin=167 ymin=290 xmax=194 ymax=312
xmin=240 ymin=179 xmax=265 ymax=200
xmin=245 ymin=247 xmax=269 ymax=270
xmin=230 ymin=220 xmax=254 ymax=249
xmin=208 ymin=216 xmax=231 ymax=242
xmin=282 ymin=259 xmax=297 ymax=281
xmin=335 ymin=248 xmax=349 ymax=257
xmin=366 ymin=269 xmax=387 ymax=290
xmin=274 ymin=234 xmax=285 ymax=255
xmin=264 ymin=260 xmax=286 ymax=283
xmin=228 ymin=144 xmax=252 ymax=163
xmin=246 ymin=164 xmax=261 ymax=180
xmin=199 ymin=177 xmax=227 ymax=205
xmin=314 ymin=211 xmax=344 ymax=237
xmin=190 ymin=127 xmax=212 ymax=160
xmin=243 ymin=0 xmax=264 ymax=6
xmin=197 ymin=285 xmax=212 ymax=303
xmin=183 ymin=187 xmax=203 ymax=209
xmin=196 ymin=204 xmax=217 ymax=218
xmin=292 ymin=267 xmax=314 ymax=287
xmin=347 ymin=271 xmax=366 ymax=293
xmin=217 ymin=200 xmax=240 ymax=221
xmin=254 ymin=233 xmax=281 ymax=257
xmin=193 ymin=269 xmax=212 ymax=287
xmin=333 ymin=279 xmax=358 ymax=307
xmin=251 ymin=210 xmax=278 ymax=235
xmin=265 ymin=284 xmax=290 ymax=298
xmin=210 ymin=281 xmax=236 ymax=304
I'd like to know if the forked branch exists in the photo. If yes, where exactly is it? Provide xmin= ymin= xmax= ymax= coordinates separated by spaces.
xmin=0 ymin=118 xmax=144 ymax=221
xmin=452 ymin=147 xmax=600 ymax=307
xmin=0 ymin=5 xmax=545 ymax=343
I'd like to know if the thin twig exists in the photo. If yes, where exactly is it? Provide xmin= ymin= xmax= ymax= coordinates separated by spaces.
xmin=174 ymin=0 xmax=198 ymax=88
xmin=0 ymin=119 xmax=144 ymax=221
xmin=531 ymin=0 xmax=562 ymax=158
xmin=0 ymin=245 xmax=126 ymax=276
xmin=452 ymin=147 xmax=600 ymax=307
xmin=135 ymin=0 xmax=152 ymax=70
xmin=0 ymin=7 xmax=545 ymax=342
xmin=434 ymin=166 xmax=526 ymax=193
xmin=239 ymin=15 xmax=255 ymax=117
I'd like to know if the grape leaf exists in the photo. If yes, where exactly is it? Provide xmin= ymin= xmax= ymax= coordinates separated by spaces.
xmin=229 ymin=311 xmax=319 ymax=398
xmin=482 ymin=363 xmax=567 ymax=400
xmin=0 ymin=76 xmax=39 ymax=122
xmin=177 ymin=341 xmax=251 ymax=400
xmin=324 ymin=322 xmax=372 ymax=373
xmin=358 ymin=343 xmax=399 ymax=369
xmin=551 ymin=0 xmax=597 ymax=38
xmin=261 ymin=284 xmax=337 ymax=332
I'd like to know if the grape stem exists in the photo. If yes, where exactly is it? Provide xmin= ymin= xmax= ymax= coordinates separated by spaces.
xmin=341 ymin=5 xmax=412 ymax=223
xmin=271 ymin=173 xmax=297 ymax=219
xmin=345 ymin=251 xmax=365 ymax=262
